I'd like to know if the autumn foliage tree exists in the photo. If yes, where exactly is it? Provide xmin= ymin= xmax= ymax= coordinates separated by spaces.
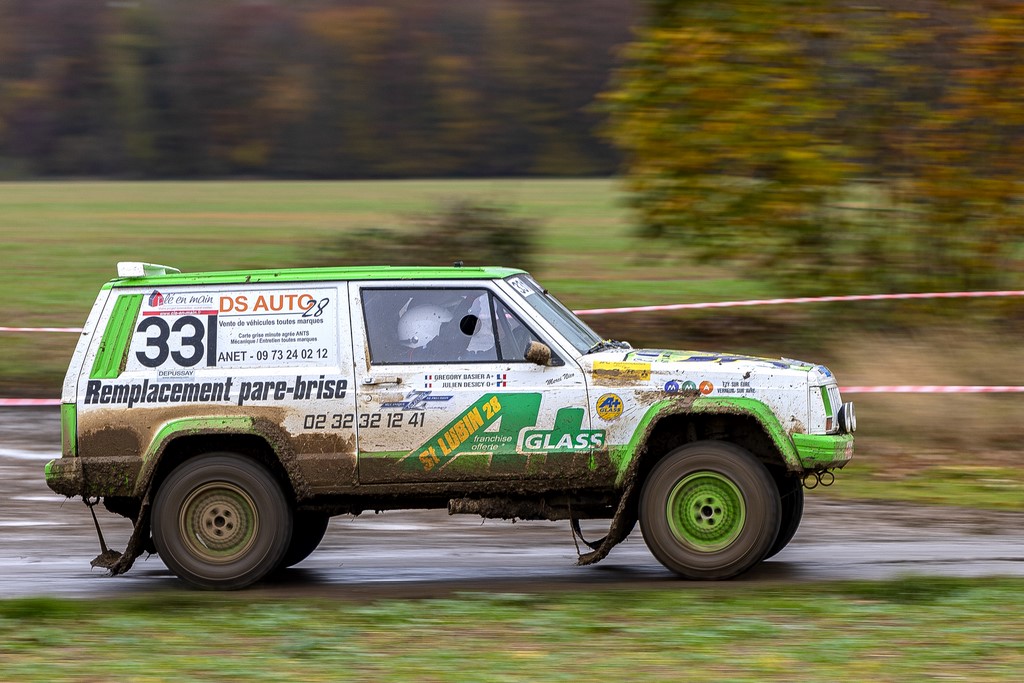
xmin=601 ymin=2 xmax=1024 ymax=296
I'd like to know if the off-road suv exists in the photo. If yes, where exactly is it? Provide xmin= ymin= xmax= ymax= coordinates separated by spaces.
xmin=46 ymin=262 xmax=855 ymax=589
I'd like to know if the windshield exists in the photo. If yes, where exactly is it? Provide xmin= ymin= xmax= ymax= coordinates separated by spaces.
xmin=504 ymin=275 xmax=603 ymax=354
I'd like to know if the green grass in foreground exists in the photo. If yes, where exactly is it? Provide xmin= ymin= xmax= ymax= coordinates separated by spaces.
xmin=1 ymin=578 xmax=1022 ymax=681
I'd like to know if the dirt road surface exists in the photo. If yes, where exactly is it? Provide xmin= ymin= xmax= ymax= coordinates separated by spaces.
xmin=4 ymin=407 xmax=1024 ymax=599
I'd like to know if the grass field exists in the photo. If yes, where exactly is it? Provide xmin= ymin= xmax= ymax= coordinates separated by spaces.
xmin=0 ymin=179 xmax=774 ymax=390
xmin=1 ymin=578 xmax=1022 ymax=681
xmin=2 ymin=179 xmax=1024 ymax=509
xmin=0 ymin=178 xmax=768 ymax=327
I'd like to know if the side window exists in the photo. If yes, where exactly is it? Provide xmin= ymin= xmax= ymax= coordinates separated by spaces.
xmin=362 ymin=287 xmax=499 ymax=364
xmin=493 ymin=298 xmax=543 ymax=362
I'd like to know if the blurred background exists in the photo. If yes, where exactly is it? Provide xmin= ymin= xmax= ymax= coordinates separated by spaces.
xmin=2 ymin=0 xmax=1024 ymax=503
xmin=5 ymin=6 xmax=1024 ymax=678
xmin=0 ymin=0 xmax=633 ymax=178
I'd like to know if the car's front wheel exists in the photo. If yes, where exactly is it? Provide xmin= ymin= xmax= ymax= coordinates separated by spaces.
xmin=763 ymin=475 xmax=804 ymax=561
xmin=640 ymin=441 xmax=781 ymax=580
xmin=152 ymin=453 xmax=292 ymax=590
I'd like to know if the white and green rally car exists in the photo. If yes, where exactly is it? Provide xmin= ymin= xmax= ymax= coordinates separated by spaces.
xmin=46 ymin=262 xmax=855 ymax=589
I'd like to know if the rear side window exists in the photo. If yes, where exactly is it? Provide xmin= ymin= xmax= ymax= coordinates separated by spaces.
xmin=361 ymin=288 xmax=546 ymax=365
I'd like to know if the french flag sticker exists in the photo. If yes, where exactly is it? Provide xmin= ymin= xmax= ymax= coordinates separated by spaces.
xmin=496 ymin=374 xmax=507 ymax=387
xmin=425 ymin=374 xmax=433 ymax=388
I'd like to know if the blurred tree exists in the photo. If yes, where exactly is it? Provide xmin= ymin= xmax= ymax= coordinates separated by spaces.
xmin=104 ymin=4 xmax=163 ymax=174
xmin=601 ymin=1 xmax=1024 ymax=295
xmin=0 ymin=0 xmax=115 ymax=174
xmin=311 ymin=199 xmax=538 ymax=271
xmin=0 ymin=0 xmax=636 ymax=178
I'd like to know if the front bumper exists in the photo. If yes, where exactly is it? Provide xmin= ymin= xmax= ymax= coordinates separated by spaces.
xmin=791 ymin=433 xmax=854 ymax=471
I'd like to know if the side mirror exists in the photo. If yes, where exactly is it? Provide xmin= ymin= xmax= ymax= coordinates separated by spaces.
xmin=525 ymin=341 xmax=552 ymax=367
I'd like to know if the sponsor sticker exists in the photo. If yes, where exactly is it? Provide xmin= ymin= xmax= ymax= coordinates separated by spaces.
xmin=508 ymin=276 xmax=534 ymax=297
xmin=381 ymin=390 xmax=453 ymax=410
xmin=83 ymin=375 xmax=348 ymax=408
xmin=408 ymin=394 xmax=608 ymax=472
xmin=521 ymin=408 xmax=605 ymax=453
xmin=128 ymin=287 xmax=338 ymax=371
xmin=666 ymin=379 xmax=700 ymax=393
xmin=593 ymin=361 xmax=651 ymax=382
xmin=596 ymin=393 xmax=623 ymax=420
xmin=412 ymin=393 xmax=543 ymax=471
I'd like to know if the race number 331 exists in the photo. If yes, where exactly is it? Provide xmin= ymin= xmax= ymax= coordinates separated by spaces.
xmin=135 ymin=314 xmax=218 ymax=368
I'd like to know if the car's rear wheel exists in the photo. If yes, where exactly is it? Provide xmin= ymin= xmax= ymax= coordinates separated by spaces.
xmin=640 ymin=441 xmax=781 ymax=579
xmin=152 ymin=453 xmax=292 ymax=590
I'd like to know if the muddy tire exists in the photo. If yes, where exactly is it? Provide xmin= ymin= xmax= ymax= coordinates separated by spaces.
xmin=277 ymin=512 xmax=331 ymax=570
xmin=152 ymin=453 xmax=292 ymax=590
xmin=763 ymin=476 xmax=804 ymax=561
xmin=639 ymin=441 xmax=781 ymax=580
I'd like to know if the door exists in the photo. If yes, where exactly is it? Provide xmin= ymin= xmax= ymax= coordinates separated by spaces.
xmin=350 ymin=282 xmax=598 ymax=484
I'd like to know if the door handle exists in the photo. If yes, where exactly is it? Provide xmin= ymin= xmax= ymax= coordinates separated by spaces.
xmin=362 ymin=376 xmax=403 ymax=386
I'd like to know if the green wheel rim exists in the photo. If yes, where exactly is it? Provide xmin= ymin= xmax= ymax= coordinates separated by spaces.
xmin=666 ymin=471 xmax=746 ymax=552
xmin=179 ymin=482 xmax=258 ymax=563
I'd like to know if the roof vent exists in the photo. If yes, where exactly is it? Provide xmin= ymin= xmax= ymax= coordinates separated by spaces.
xmin=116 ymin=262 xmax=182 ymax=278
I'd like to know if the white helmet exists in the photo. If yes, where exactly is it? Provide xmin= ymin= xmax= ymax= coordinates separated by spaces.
xmin=398 ymin=305 xmax=452 ymax=349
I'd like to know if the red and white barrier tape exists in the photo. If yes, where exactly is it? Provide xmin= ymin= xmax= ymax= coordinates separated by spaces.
xmin=0 ymin=326 xmax=82 ymax=333
xmin=2 ymin=289 xmax=1023 ymax=332
xmin=573 ymin=290 xmax=1024 ymax=316
xmin=4 ymin=386 xmax=1024 ymax=406
xmin=840 ymin=386 xmax=1024 ymax=394
xmin=2 ymin=289 xmax=1023 ymax=405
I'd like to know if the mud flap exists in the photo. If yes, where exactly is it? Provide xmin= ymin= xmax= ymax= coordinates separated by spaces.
xmin=88 ymin=488 xmax=153 ymax=576
xmin=85 ymin=498 xmax=120 ymax=569
xmin=574 ymin=457 xmax=641 ymax=566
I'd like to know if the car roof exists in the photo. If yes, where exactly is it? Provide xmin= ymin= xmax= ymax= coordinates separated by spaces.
xmin=105 ymin=265 xmax=527 ymax=289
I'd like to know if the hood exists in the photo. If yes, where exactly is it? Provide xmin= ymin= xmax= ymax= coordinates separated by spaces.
xmin=581 ymin=347 xmax=830 ymax=393
xmin=626 ymin=349 xmax=816 ymax=372
xmin=579 ymin=348 xmax=838 ymax=438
